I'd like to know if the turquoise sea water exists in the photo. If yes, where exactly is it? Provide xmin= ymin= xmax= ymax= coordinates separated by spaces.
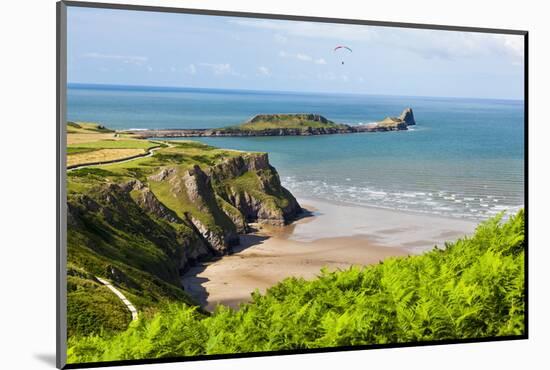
xmin=68 ymin=83 xmax=525 ymax=221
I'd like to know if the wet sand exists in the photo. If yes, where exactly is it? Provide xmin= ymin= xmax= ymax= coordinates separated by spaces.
xmin=181 ymin=198 xmax=477 ymax=311
xmin=286 ymin=198 xmax=477 ymax=253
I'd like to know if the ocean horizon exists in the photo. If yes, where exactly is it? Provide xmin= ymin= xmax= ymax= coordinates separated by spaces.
xmin=67 ymin=83 xmax=525 ymax=222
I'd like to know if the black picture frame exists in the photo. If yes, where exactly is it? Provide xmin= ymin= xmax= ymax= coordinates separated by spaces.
xmin=56 ymin=1 xmax=529 ymax=368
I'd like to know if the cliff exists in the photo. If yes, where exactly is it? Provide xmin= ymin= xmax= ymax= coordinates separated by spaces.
xmin=66 ymin=134 xmax=301 ymax=337
xmin=207 ymin=153 xmax=301 ymax=225
xmin=399 ymin=107 xmax=416 ymax=125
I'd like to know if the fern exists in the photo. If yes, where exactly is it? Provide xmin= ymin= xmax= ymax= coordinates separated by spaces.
xmin=67 ymin=211 xmax=525 ymax=363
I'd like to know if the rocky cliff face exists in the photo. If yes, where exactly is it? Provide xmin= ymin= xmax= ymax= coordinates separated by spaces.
xmin=207 ymin=153 xmax=302 ymax=226
xmin=399 ymin=108 xmax=416 ymax=125
xmin=68 ymin=152 xmax=301 ymax=289
xmin=207 ymin=126 xmax=353 ymax=136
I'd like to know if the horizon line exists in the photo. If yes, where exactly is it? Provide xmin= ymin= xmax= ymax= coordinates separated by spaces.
xmin=67 ymin=81 xmax=525 ymax=102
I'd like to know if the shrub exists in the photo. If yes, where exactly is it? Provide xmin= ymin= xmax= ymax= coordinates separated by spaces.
xmin=67 ymin=210 xmax=525 ymax=363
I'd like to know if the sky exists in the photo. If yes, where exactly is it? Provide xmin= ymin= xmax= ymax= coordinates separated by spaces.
xmin=67 ymin=6 xmax=525 ymax=100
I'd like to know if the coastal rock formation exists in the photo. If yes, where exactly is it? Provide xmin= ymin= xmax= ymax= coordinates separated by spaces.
xmin=205 ymin=153 xmax=270 ymax=180
xmin=366 ymin=108 xmax=416 ymax=131
xmin=67 ymin=150 xmax=301 ymax=293
xmin=181 ymin=165 xmax=239 ymax=253
xmin=127 ymin=180 xmax=180 ymax=223
xmin=126 ymin=109 xmax=417 ymax=138
xmin=208 ymin=126 xmax=353 ymax=136
xmin=209 ymin=154 xmax=302 ymax=226
xmin=399 ymin=108 xmax=416 ymax=125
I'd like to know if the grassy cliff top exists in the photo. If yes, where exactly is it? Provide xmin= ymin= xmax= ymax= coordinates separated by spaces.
xmin=68 ymin=140 xmax=245 ymax=189
xmin=67 ymin=123 xmax=267 ymax=213
xmin=225 ymin=113 xmax=347 ymax=131
xmin=67 ymin=121 xmax=115 ymax=134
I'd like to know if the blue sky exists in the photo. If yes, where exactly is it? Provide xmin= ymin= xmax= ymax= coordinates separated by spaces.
xmin=67 ymin=7 xmax=525 ymax=99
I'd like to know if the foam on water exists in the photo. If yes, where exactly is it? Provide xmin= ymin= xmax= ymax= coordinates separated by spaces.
xmin=282 ymin=176 xmax=522 ymax=221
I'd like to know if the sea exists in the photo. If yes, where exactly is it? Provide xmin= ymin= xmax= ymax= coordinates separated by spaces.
xmin=68 ymin=83 xmax=525 ymax=221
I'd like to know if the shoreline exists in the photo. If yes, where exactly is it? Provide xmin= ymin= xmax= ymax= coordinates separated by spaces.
xmin=287 ymin=197 xmax=478 ymax=252
xmin=181 ymin=197 xmax=478 ymax=311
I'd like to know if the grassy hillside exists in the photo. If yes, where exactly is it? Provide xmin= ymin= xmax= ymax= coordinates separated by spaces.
xmin=225 ymin=114 xmax=348 ymax=131
xmin=67 ymin=125 xmax=300 ymax=338
xmin=67 ymin=122 xmax=115 ymax=134
xmin=67 ymin=210 xmax=525 ymax=363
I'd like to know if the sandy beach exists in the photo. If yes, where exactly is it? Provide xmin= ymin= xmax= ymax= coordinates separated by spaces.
xmin=181 ymin=198 xmax=477 ymax=311
xmin=285 ymin=198 xmax=478 ymax=253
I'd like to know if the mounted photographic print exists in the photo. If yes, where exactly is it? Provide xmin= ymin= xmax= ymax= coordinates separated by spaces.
xmin=56 ymin=1 xmax=527 ymax=368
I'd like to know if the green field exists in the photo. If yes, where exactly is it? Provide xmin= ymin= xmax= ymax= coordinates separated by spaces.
xmin=69 ymin=139 xmax=157 ymax=150
xmin=66 ymin=122 xmax=161 ymax=167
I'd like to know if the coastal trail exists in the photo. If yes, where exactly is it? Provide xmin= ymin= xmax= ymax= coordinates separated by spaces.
xmin=96 ymin=276 xmax=138 ymax=322
xmin=67 ymin=141 xmax=172 ymax=171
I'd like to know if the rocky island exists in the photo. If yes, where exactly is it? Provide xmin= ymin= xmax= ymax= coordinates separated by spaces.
xmin=125 ymin=108 xmax=416 ymax=138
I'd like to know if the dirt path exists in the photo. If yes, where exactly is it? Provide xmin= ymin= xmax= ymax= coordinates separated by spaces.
xmin=96 ymin=277 xmax=138 ymax=321
xmin=67 ymin=141 xmax=172 ymax=171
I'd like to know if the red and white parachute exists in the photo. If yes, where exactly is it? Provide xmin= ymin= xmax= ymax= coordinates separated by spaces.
xmin=334 ymin=45 xmax=352 ymax=65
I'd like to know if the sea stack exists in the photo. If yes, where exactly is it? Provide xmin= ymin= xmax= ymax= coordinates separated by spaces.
xmin=399 ymin=108 xmax=416 ymax=126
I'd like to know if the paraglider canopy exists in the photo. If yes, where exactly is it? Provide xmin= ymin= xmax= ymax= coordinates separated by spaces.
xmin=334 ymin=46 xmax=352 ymax=64
xmin=334 ymin=46 xmax=352 ymax=52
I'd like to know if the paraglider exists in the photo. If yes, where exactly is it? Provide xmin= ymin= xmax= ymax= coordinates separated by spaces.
xmin=334 ymin=45 xmax=352 ymax=65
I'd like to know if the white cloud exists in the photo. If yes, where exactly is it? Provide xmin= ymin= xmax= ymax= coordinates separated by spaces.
xmin=316 ymin=72 xmax=351 ymax=83
xmin=296 ymin=53 xmax=312 ymax=62
xmin=492 ymin=34 xmax=524 ymax=62
xmin=383 ymin=29 xmax=525 ymax=64
xmin=199 ymin=63 xmax=239 ymax=76
xmin=146 ymin=66 xmax=153 ymax=72
xmin=229 ymin=19 xmax=376 ymax=42
xmin=83 ymin=52 xmax=148 ymax=65
xmin=257 ymin=66 xmax=270 ymax=76
xmin=280 ymin=51 xmax=327 ymax=65
xmin=274 ymin=34 xmax=288 ymax=44
xmin=186 ymin=64 xmax=197 ymax=75
xmin=230 ymin=18 xmax=524 ymax=65
xmin=316 ymin=71 xmax=337 ymax=81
